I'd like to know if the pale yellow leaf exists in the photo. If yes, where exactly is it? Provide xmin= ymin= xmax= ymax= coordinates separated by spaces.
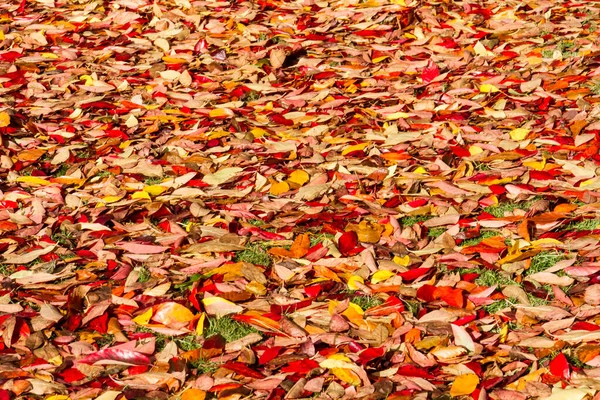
xmin=510 ymin=128 xmax=530 ymax=141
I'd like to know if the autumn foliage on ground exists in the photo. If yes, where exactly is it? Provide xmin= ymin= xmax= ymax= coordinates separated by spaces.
xmin=2 ymin=0 xmax=600 ymax=398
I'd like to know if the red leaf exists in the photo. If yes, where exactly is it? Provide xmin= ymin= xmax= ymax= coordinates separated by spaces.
xmin=270 ymin=113 xmax=294 ymax=126
xmin=421 ymin=60 xmax=440 ymax=83
xmin=59 ymin=368 xmax=86 ymax=383
xmin=338 ymin=231 xmax=358 ymax=256
xmin=417 ymin=284 xmax=437 ymax=302
xmin=259 ymin=347 xmax=282 ymax=365
xmin=304 ymin=284 xmax=322 ymax=298
xmin=88 ymin=313 xmax=109 ymax=334
xmin=280 ymin=359 xmax=319 ymax=375
xmin=399 ymin=268 xmax=430 ymax=281
xmin=549 ymin=353 xmax=570 ymax=379
xmin=358 ymin=347 xmax=385 ymax=364
xmin=572 ymin=321 xmax=600 ymax=331
xmin=450 ymin=145 xmax=471 ymax=157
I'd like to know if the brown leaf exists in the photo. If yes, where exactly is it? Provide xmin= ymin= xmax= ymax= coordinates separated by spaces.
xmin=270 ymin=48 xmax=286 ymax=69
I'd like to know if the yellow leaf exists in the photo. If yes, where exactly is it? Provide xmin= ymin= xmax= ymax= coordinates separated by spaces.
xmin=413 ymin=166 xmax=428 ymax=175
xmin=0 ymin=111 xmax=10 ymax=127
xmin=46 ymin=395 xmax=70 ymax=400
xmin=372 ymin=56 xmax=389 ymax=63
xmin=41 ymin=53 xmax=58 ymax=59
xmin=450 ymin=374 xmax=479 ymax=397
xmin=101 ymin=195 xmax=123 ymax=204
xmin=347 ymin=275 xmax=364 ymax=290
xmin=331 ymin=367 xmax=361 ymax=386
xmin=132 ymin=308 xmax=153 ymax=325
xmin=270 ymin=181 xmax=290 ymax=195
xmin=510 ymin=128 xmax=530 ymax=141
xmin=132 ymin=191 xmax=151 ymax=200
xmin=580 ymin=178 xmax=596 ymax=187
xmin=499 ymin=324 xmax=508 ymax=343
xmin=287 ymin=170 xmax=310 ymax=186
xmin=209 ymin=108 xmax=234 ymax=118
xmin=48 ymin=354 xmax=64 ymax=366
xmin=469 ymin=145 xmax=483 ymax=156
xmin=143 ymin=185 xmax=167 ymax=196
xmin=342 ymin=142 xmax=369 ymax=156
xmin=16 ymin=176 xmax=51 ymax=186
xmin=246 ymin=281 xmax=267 ymax=295
xmin=196 ymin=312 xmax=206 ymax=335
xmin=523 ymin=159 xmax=546 ymax=170
xmin=251 ymin=128 xmax=267 ymax=138
xmin=80 ymin=74 xmax=94 ymax=86
xmin=371 ymin=270 xmax=395 ymax=284
xmin=479 ymin=84 xmax=499 ymax=93
xmin=393 ymin=255 xmax=411 ymax=267
xmin=529 ymin=238 xmax=562 ymax=247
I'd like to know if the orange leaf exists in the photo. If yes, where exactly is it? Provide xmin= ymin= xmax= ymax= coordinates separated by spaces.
xmin=434 ymin=286 xmax=464 ymax=308
xmin=450 ymin=374 xmax=479 ymax=396
xmin=269 ymin=247 xmax=293 ymax=257
xmin=517 ymin=219 xmax=532 ymax=242
xmin=181 ymin=389 xmax=206 ymax=400
xmin=17 ymin=149 xmax=46 ymax=162
xmin=0 ymin=111 xmax=10 ymax=127
xmin=290 ymin=234 xmax=310 ymax=258
xmin=554 ymin=203 xmax=578 ymax=213
xmin=152 ymin=302 xmax=195 ymax=325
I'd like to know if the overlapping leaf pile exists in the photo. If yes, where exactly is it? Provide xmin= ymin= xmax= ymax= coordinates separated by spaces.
xmin=1 ymin=0 xmax=600 ymax=398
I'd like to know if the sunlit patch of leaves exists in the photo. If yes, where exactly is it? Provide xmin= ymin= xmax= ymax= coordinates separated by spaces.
xmin=351 ymin=295 xmax=383 ymax=311
xmin=204 ymin=316 xmax=258 ymax=343
xmin=235 ymin=244 xmax=271 ymax=266
xmin=526 ymin=251 xmax=564 ymax=275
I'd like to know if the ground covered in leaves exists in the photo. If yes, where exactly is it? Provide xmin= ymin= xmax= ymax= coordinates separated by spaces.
xmin=2 ymin=0 xmax=600 ymax=399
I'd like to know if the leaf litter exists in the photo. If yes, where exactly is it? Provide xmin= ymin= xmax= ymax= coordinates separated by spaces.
xmin=1 ymin=0 xmax=600 ymax=399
